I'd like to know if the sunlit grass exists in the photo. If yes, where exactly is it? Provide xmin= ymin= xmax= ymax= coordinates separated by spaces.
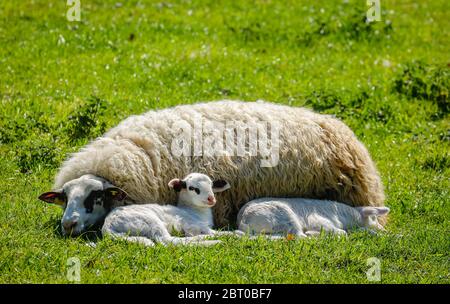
xmin=0 ymin=0 xmax=448 ymax=283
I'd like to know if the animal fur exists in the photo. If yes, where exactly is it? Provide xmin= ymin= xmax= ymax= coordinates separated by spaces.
xmin=54 ymin=100 xmax=386 ymax=227
xmin=237 ymin=197 xmax=390 ymax=237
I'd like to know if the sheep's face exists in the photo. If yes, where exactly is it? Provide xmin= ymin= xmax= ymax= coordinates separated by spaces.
xmin=356 ymin=207 xmax=390 ymax=230
xmin=168 ymin=173 xmax=230 ymax=208
xmin=38 ymin=174 xmax=127 ymax=236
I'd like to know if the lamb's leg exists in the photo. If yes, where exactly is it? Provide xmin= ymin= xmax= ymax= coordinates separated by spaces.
xmin=106 ymin=230 xmax=218 ymax=247
xmin=103 ymin=230 xmax=156 ymax=247
xmin=305 ymin=230 xmax=321 ymax=237
xmin=238 ymin=205 xmax=307 ymax=238
xmin=318 ymin=224 xmax=347 ymax=236
xmin=247 ymin=234 xmax=286 ymax=240
xmin=305 ymin=228 xmax=346 ymax=237
xmin=180 ymin=219 xmax=242 ymax=240
xmin=103 ymin=214 xmax=220 ymax=247
xmin=103 ymin=213 xmax=175 ymax=246
xmin=144 ymin=223 xmax=221 ymax=246
xmin=207 ymin=229 xmax=245 ymax=237
xmin=307 ymin=215 xmax=348 ymax=236
xmin=321 ymin=226 xmax=347 ymax=236
xmin=162 ymin=235 xmax=222 ymax=246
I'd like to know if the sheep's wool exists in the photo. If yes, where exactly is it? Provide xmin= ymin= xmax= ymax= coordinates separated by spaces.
xmin=54 ymin=100 xmax=386 ymax=226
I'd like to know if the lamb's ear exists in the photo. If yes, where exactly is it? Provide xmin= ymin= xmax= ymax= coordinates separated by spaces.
xmin=374 ymin=207 xmax=390 ymax=216
xmin=358 ymin=207 xmax=390 ymax=217
xmin=38 ymin=190 xmax=66 ymax=206
xmin=168 ymin=179 xmax=186 ymax=192
xmin=104 ymin=187 xmax=128 ymax=201
xmin=212 ymin=180 xmax=230 ymax=193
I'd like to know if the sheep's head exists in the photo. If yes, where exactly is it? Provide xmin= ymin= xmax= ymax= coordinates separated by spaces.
xmin=356 ymin=206 xmax=390 ymax=231
xmin=38 ymin=174 xmax=127 ymax=236
xmin=168 ymin=173 xmax=230 ymax=208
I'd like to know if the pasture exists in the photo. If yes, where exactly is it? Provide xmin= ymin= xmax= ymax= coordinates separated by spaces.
xmin=0 ymin=0 xmax=448 ymax=283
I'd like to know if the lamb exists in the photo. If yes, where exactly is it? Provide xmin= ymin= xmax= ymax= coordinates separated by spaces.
xmin=40 ymin=100 xmax=386 ymax=235
xmin=101 ymin=173 xmax=238 ymax=246
xmin=237 ymin=198 xmax=390 ymax=238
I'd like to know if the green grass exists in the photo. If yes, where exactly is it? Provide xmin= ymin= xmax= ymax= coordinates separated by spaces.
xmin=0 ymin=0 xmax=449 ymax=283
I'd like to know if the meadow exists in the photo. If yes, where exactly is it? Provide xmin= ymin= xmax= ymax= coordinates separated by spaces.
xmin=0 ymin=0 xmax=448 ymax=283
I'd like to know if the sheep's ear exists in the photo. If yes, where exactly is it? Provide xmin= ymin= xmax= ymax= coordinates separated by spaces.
xmin=212 ymin=180 xmax=230 ymax=193
xmin=104 ymin=187 xmax=127 ymax=201
xmin=374 ymin=207 xmax=390 ymax=216
xmin=168 ymin=179 xmax=186 ymax=192
xmin=358 ymin=207 xmax=390 ymax=217
xmin=38 ymin=190 xmax=66 ymax=206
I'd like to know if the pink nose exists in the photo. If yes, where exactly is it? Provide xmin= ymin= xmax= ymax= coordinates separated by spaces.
xmin=62 ymin=221 xmax=77 ymax=231
xmin=207 ymin=196 xmax=216 ymax=204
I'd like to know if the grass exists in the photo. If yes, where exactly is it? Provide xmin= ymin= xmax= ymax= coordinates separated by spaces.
xmin=0 ymin=0 xmax=449 ymax=283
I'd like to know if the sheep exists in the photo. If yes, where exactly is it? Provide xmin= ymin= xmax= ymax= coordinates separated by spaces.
xmin=40 ymin=100 xmax=386 ymax=235
xmin=101 ymin=173 xmax=239 ymax=246
xmin=237 ymin=198 xmax=390 ymax=238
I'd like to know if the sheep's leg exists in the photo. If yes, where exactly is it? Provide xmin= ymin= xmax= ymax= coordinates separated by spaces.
xmin=162 ymin=235 xmax=222 ymax=246
xmin=247 ymin=234 xmax=286 ymax=240
xmin=103 ymin=213 xmax=174 ymax=246
xmin=305 ymin=230 xmax=321 ymax=237
xmin=179 ymin=220 xmax=242 ymax=239
xmin=103 ymin=214 xmax=220 ymax=247
xmin=103 ymin=230 xmax=156 ymax=247
xmin=305 ymin=227 xmax=347 ymax=236
xmin=239 ymin=205 xmax=307 ymax=238
xmin=207 ymin=229 xmax=245 ymax=237
xmin=131 ymin=218 xmax=221 ymax=246
xmin=318 ymin=224 xmax=347 ymax=236
xmin=116 ymin=236 xmax=156 ymax=247
xmin=271 ymin=215 xmax=307 ymax=238
xmin=149 ymin=226 xmax=221 ymax=246
xmin=286 ymin=226 xmax=308 ymax=238
xmin=307 ymin=215 xmax=348 ymax=236
xmin=106 ymin=230 xmax=219 ymax=247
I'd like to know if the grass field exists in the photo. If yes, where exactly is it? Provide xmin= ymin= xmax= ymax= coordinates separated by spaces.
xmin=0 ymin=0 xmax=449 ymax=283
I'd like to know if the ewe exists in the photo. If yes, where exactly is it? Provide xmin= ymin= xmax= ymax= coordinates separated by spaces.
xmin=101 ymin=173 xmax=236 ymax=246
xmin=237 ymin=198 xmax=390 ymax=238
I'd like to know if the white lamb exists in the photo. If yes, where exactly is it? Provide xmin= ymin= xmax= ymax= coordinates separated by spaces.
xmin=237 ymin=198 xmax=390 ymax=238
xmin=102 ymin=173 xmax=237 ymax=246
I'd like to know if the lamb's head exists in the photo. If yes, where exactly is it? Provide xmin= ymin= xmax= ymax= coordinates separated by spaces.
xmin=168 ymin=173 xmax=230 ymax=208
xmin=38 ymin=174 xmax=127 ymax=236
xmin=356 ymin=206 xmax=390 ymax=231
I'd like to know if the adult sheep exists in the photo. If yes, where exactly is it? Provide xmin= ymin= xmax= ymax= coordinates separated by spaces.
xmin=39 ymin=100 xmax=386 ymax=236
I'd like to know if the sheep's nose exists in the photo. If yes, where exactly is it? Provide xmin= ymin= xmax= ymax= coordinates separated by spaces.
xmin=62 ymin=221 xmax=78 ymax=231
xmin=207 ymin=196 xmax=216 ymax=205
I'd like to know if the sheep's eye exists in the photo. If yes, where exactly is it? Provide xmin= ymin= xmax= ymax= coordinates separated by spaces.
xmin=189 ymin=186 xmax=200 ymax=195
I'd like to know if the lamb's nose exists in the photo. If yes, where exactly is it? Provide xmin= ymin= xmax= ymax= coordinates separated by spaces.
xmin=62 ymin=221 xmax=78 ymax=231
xmin=207 ymin=196 xmax=216 ymax=205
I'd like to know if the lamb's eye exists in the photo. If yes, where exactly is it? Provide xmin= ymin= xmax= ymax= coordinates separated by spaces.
xmin=189 ymin=186 xmax=200 ymax=195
